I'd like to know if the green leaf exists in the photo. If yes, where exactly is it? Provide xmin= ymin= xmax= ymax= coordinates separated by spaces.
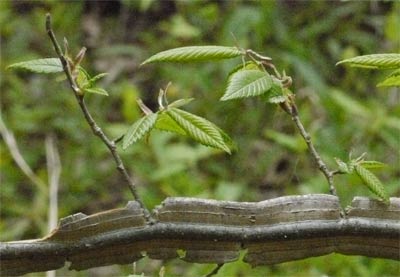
xmin=265 ymin=78 xmax=286 ymax=104
xmin=89 ymin=73 xmax=108 ymax=84
xmin=166 ymin=108 xmax=231 ymax=153
xmin=336 ymin=54 xmax=400 ymax=69
xmin=354 ymin=164 xmax=390 ymax=204
xmin=358 ymin=160 xmax=387 ymax=170
xmin=7 ymin=58 xmax=63 ymax=73
xmin=154 ymin=112 xmax=187 ymax=136
xmin=84 ymin=87 xmax=109 ymax=96
xmin=221 ymin=70 xmax=273 ymax=101
xmin=123 ymin=113 xmax=158 ymax=149
xmin=228 ymin=61 xmax=260 ymax=79
xmin=377 ymin=74 xmax=400 ymax=87
xmin=141 ymin=46 xmax=242 ymax=65
xmin=168 ymin=98 xmax=194 ymax=109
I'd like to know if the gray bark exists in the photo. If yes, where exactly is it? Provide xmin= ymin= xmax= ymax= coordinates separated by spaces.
xmin=1 ymin=194 xmax=399 ymax=276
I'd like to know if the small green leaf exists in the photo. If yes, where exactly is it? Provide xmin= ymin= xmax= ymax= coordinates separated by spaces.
xmin=123 ymin=113 xmax=158 ymax=149
xmin=141 ymin=46 xmax=242 ymax=65
xmin=155 ymin=112 xmax=187 ymax=136
xmin=221 ymin=70 xmax=273 ymax=101
xmin=334 ymin=158 xmax=350 ymax=174
xmin=336 ymin=54 xmax=400 ymax=69
xmin=168 ymin=98 xmax=194 ymax=109
xmin=377 ymin=74 xmax=400 ymax=87
xmin=358 ymin=160 xmax=387 ymax=169
xmin=89 ymin=73 xmax=108 ymax=84
xmin=166 ymin=108 xmax=231 ymax=153
xmin=354 ymin=164 xmax=390 ymax=204
xmin=84 ymin=87 xmax=109 ymax=96
xmin=265 ymin=78 xmax=286 ymax=104
xmin=8 ymin=58 xmax=63 ymax=73
xmin=228 ymin=61 xmax=260 ymax=79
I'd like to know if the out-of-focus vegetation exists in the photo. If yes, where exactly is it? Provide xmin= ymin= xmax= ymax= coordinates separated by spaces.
xmin=1 ymin=1 xmax=399 ymax=276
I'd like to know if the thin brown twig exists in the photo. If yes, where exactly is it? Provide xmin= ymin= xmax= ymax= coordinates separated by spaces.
xmin=282 ymin=101 xmax=337 ymax=196
xmin=45 ymin=13 xmax=151 ymax=221
xmin=205 ymin=264 xmax=224 ymax=277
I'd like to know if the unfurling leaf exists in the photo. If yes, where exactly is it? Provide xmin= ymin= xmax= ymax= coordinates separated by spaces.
xmin=221 ymin=70 xmax=273 ymax=101
xmin=265 ymin=78 xmax=286 ymax=103
xmin=168 ymin=98 xmax=194 ymax=109
xmin=89 ymin=73 xmax=108 ymax=84
xmin=141 ymin=46 xmax=242 ymax=65
xmin=8 ymin=58 xmax=63 ymax=73
xmin=84 ymin=87 xmax=109 ymax=96
xmin=358 ymin=160 xmax=387 ymax=169
xmin=354 ymin=164 xmax=390 ymax=204
xmin=123 ymin=113 xmax=158 ymax=149
xmin=166 ymin=108 xmax=231 ymax=153
xmin=336 ymin=54 xmax=400 ymax=69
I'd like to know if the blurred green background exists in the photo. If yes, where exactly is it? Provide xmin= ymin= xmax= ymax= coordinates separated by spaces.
xmin=1 ymin=1 xmax=399 ymax=276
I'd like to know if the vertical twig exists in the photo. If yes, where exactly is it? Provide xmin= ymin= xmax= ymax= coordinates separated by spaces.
xmin=282 ymin=101 xmax=337 ymax=196
xmin=45 ymin=13 xmax=151 ymax=221
xmin=45 ymin=134 xmax=60 ymax=277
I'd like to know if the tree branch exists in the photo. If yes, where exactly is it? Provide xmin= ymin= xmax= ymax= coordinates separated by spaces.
xmin=45 ymin=14 xmax=151 ymax=221
xmin=282 ymin=100 xmax=337 ymax=196
xmin=1 ymin=194 xmax=398 ymax=276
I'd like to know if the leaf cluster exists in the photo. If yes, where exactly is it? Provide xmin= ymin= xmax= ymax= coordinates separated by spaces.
xmin=337 ymin=54 xmax=400 ymax=87
xmin=335 ymin=155 xmax=389 ymax=204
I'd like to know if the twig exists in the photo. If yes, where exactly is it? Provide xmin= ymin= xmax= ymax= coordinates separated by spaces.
xmin=282 ymin=101 xmax=337 ymax=196
xmin=45 ymin=13 xmax=151 ymax=221
xmin=45 ymin=135 xmax=60 ymax=277
xmin=0 ymin=116 xmax=46 ymax=193
xmin=45 ymin=134 xmax=61 ymax=232
xmin=205 ymin=264 xmax=224 ymax=277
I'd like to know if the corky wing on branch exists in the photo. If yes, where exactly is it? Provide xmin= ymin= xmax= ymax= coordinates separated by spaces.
xmin=1 ymin=194 xmax=399 ymax=276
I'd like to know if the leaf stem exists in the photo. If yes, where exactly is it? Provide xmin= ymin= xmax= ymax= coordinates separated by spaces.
xmin=45 ymin=14 xmax=152 ymax=222
xmin=282 ymin=100 xmax=337 ymax=196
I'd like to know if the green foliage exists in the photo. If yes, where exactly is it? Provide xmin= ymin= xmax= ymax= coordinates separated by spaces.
xmin=2 ymin=2 xmax=399 ymax=276
xmin=337 ymin=54 xmax=400 ymax=87
xmin=122 ymin=113 xmax=158 ymax=150
xmin=7 ymin=58 xmax=63 ymax=73
xmin=141 ymin=46 xmax=242 ymax=65
xmin=220 ymin=69 xmax=273 ymax=100
xmin=336 ymin=54 xmax=400 ymax=69
xmin=354 ymin=164 xmax=390 ymax=204
xmin=76 ymin=67 xmax=109 ymax=96
xmin=166 ymin=108 xmax=231 ymax=154
xmin=334 ymin=155 xmax=389 ymax=204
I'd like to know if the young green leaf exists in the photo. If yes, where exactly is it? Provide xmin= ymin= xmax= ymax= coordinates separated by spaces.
xmin=265 ymin=78 xmax=286 ymax=104
xmin=168 ymin=98 xmax=194 ymax=109
xmin=228 ymin=61 xmax=260 ymax=79
xmin=166 ymin=108 xmax=231 ymax=153
xmin=336 ymin=54 xmax=400 ymax=69
xmin=358 ymin=160 xmax=386 ymax=169
xmin=89 ymin=73 xmax=108 ymax=85
xmin=354 ymin=164 xmax=390 ymax=204
xmin=141 ymin=46 xmax=242 ymax=65
xmin=123 ymin=113 xmax=158 ymax=149
xmin=377 ymin=74 xmax=400 ymax=87
xmin=84 ymin=87 xmax=109 ymax=96
xmin=155 ymin=112 xmax=187 ymax=136
xmin=221 ymin=70 xmax=273 ymax=101
xmin=7 ymin=58 xmax=63 ymax=73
